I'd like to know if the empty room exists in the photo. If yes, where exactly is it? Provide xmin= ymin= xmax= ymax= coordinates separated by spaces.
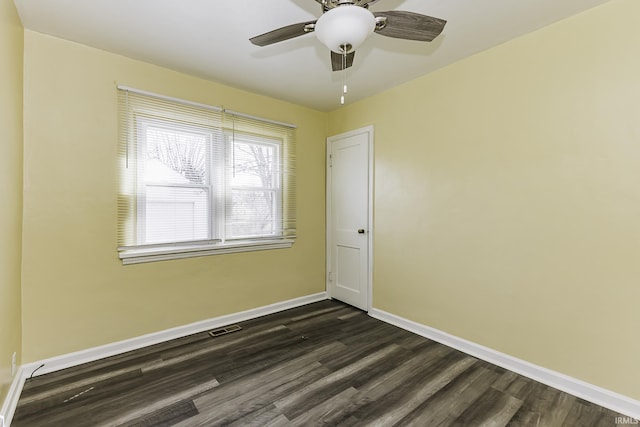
xmin=1 ymin=0 xmax=639 ymax=425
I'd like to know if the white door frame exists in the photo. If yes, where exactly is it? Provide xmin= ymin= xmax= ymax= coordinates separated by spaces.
xmin=326 ymin=125 xmax=374 ymax=311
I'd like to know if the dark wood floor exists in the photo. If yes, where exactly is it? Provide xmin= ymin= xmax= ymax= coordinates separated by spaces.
xmin=13 ymin=300 xmax=626 ymax=426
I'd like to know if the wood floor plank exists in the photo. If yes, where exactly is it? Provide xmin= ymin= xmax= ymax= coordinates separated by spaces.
xmin=289 ymin=386 xmax=358 ymax=426
xmin=513 ymin=381 xmax=577 ymax=427
xmin=320 ymin=328 xmax=414 ymax=372
xmin=182 ymin=343 xmax=345 ymax=426
xmin=356 ymin=355 xmax=478 ymax=425
xmin=20 ymin=331 xmax=212 ymax=394
xmin=14 ymin=369 xmax=144 ymax=418
xmin=225 ymin=404 xmax=285 ymax=427
xmin=150 ymin=325 xmax=289 ymax=370
xmin=274 ymin=344 xmax=401 ymax=416
xmin=235 ymin=300 xmax=342 ymax=331
xmin=12 ymin=300 xmax=629 ymax=427
xmin=536 ymin=388 xmax=576 ymax=426
xmin=288 ymin=304 xmax=349 ymax=323
xmin=126 ymin=400 xmax=199 ymax=427
xmin=99 ymin=379 xmax=218 ymax=427
xmin=320 ymin=348 xmax=464 ymax=426
xmin=398 ymin=365 xmax=500 ymax=427
xmin=19 ymin=365 xmax=147 ymax=407
xmin=192 ymin=363 xmax=327 ymax=426
xmin=564 ymin=399 xmax=609 ymax=427
xmin=261 ymin=414 xmax=292 ymax=427
xmin=345 ymin=350 xmax=464 ymax=423
xmin=352 ymin=344 xmax=454 ymax=400
xmin=506 ymin=407 xmax=542 ymax=427
xmin=452 ymin=387 xmax=523 ymax=427
xmin=491 ymin=370 xmax=536 ymax=402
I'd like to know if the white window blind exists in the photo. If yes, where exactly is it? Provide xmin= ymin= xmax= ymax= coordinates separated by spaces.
xmin=117 ymin=87 xmax=296 ymax=263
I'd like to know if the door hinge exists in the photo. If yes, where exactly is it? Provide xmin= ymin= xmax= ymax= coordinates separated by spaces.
xmin=328 ymin=271 xmax=333 ymax=282
xmin=329 ymin=154 xmax=332 ymax=167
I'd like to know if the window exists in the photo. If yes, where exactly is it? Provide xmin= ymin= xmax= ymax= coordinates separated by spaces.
xmin=117 ymin=87 xmax=296 ymax=264
xmin=226 ymin=134 xmax=282 ymax=239
xmin=140 ymin=120 xmax=213 ymax=245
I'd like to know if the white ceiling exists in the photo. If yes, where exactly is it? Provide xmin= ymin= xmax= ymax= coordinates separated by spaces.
xmin=14 ymin=0 xmax=611 ymax=112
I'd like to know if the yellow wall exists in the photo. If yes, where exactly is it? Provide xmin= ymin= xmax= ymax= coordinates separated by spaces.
xmin=330 ymin=0 xmax=639 ymax=400
xmin=0 ymin=0 xmax=23 ymax=403
xmin=21 ymin=30 xmax=327 ymax=362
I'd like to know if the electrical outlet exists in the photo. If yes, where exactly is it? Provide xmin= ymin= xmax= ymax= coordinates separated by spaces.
xmin=11 ymin=352 xmax=16 ymax=377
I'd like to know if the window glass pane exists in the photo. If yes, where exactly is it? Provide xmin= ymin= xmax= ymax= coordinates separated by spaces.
xmin=230 ymin=140 xmax=277 ymax=188
xmin=146 ymin=126 xmax=208 ymax=185
xmin=229 ymin=190 xmax=277 ymax=238
xmin=145 ymin=186 xmax=209 ymax=244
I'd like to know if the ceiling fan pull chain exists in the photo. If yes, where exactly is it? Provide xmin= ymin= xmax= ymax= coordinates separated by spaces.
xmin=341 ymin=47 xmax=348 ymax=105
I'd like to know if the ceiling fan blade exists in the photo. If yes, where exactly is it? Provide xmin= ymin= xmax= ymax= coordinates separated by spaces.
xmin=374 ymin=11 xmax=446 ymax=42
xmin=331 ymin=51 xmax=355 ymax=72
xmin=250 ymin=21 xmax=316 ymax=47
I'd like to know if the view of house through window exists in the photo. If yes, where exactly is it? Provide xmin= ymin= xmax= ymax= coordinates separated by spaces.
xmin=143 ymin=122 xmax=212 ymax=244
xmin=117 ymin=87 xmax=296 ymax=262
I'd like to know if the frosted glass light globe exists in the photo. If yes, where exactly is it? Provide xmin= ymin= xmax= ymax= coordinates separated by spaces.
xmin=315 ymin=6 xmax=376 ymax=53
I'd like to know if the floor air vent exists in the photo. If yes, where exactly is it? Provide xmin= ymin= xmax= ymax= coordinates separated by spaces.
xmin=208 ymin=324 xmax=242 ymax=337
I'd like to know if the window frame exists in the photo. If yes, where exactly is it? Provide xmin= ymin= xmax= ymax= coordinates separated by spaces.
xmin=117 ymin=89 xmax=295 ymax=265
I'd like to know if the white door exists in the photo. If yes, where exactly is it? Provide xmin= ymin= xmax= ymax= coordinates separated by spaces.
xmin=327 ymin=126 xmax=373 ymax=311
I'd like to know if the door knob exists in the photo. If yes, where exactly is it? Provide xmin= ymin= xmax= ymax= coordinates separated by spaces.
xmin=358 ymin=229 xmax=366 ymax=234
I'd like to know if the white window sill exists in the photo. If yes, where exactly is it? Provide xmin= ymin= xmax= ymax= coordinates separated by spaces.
xmin=118 ymin=239 xmax=294 ymax=265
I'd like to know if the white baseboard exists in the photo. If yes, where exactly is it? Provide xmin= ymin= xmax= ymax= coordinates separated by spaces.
xmin=0 ymin=367 xmax=28 ymax=427
xmin=1 ymin=292 xmax=326 ymax=426
xmin=369 ymin=308 xmax=640 ymax=420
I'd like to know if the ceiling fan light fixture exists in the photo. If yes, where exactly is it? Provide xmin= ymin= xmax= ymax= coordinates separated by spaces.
xmin=315 ymin=5 xmax=376 ymax=54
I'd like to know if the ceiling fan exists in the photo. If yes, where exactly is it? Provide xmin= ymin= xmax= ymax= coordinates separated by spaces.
xmin=250 ymin=0 xmax=447 ymax=72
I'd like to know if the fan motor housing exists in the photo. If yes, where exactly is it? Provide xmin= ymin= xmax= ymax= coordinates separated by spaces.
xmin=321 ymin=0 xmax=379 ymax=11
